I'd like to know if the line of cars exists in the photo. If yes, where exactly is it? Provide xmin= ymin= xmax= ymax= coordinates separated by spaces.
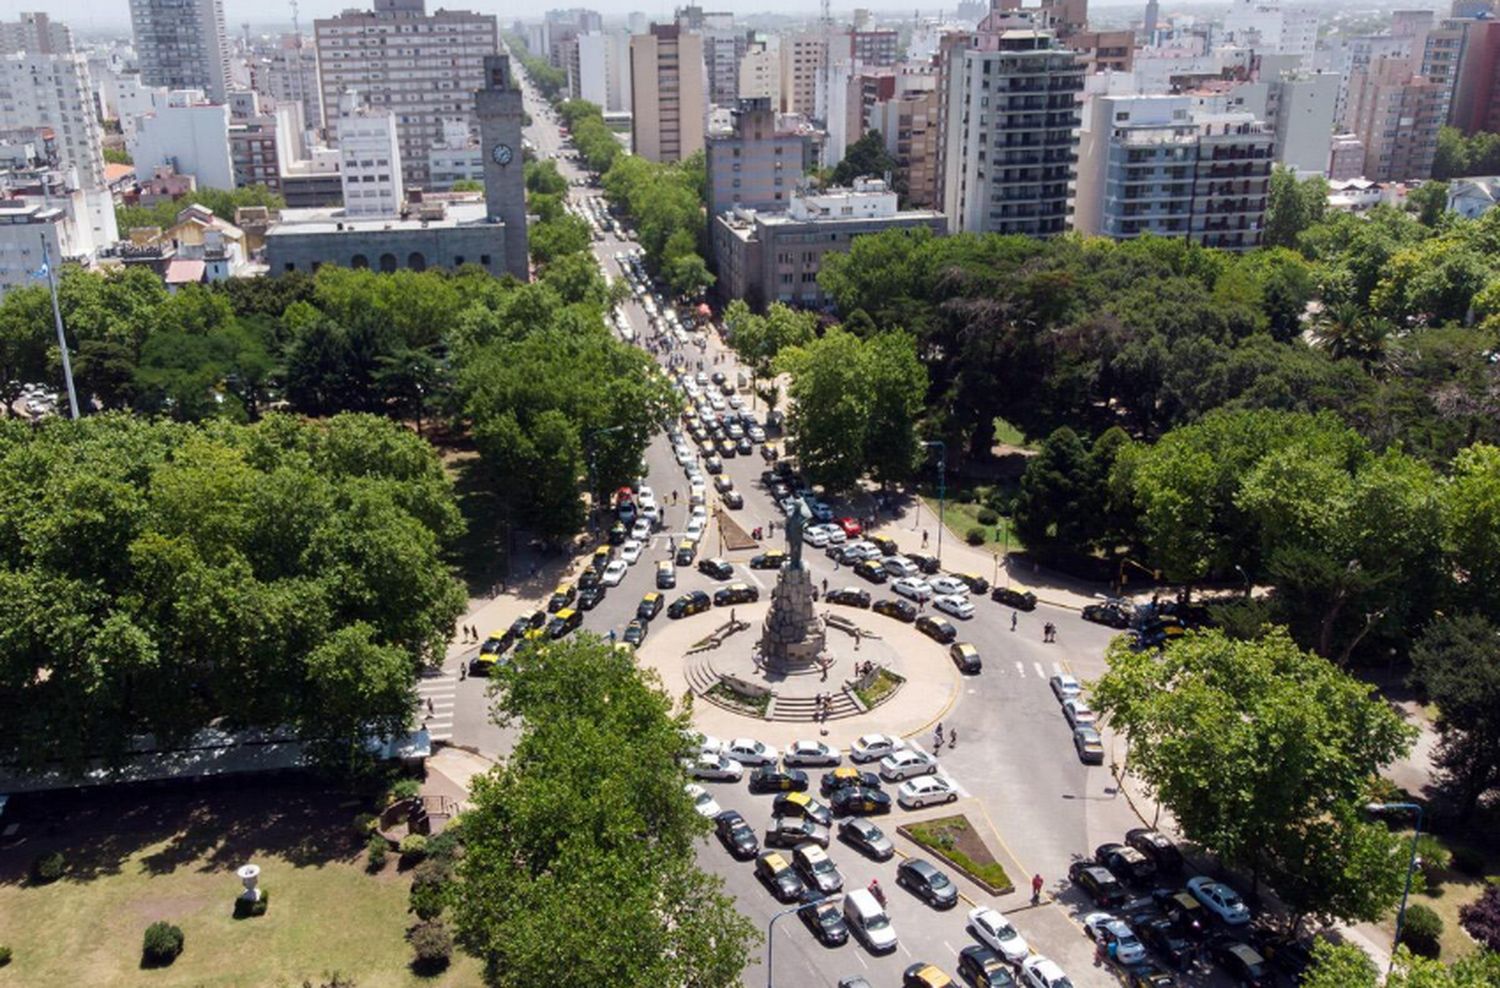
xmin=1046 ymin=673 xmax=1105 ymax=766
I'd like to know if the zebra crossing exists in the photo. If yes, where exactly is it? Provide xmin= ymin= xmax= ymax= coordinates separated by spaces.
xmin=416 ymin=672 xmax=458 ymax=742
xmin=1008 ymin=660 xmax=1065 ymax=680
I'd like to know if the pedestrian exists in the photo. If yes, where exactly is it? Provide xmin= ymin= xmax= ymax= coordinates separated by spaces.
xmin=427 ymin=697 xmax=434 ymax=715
xmin=822 ymin=577 xmax=828 ymax=594
xmin=459 ymin=664 xmax=467 ymax=681
xmin=730 ymin=608 xmax=737 ymax=624
xmin=922 ymin=529 xmax=929 ymax=547
xmin=1107 ymin=939 xmax=1118 ymax=964
xmin=608 ymin=628 xmax=616 ymax=643
xmin=949 ymin=728 xmax=957 ymax=749
xmin=934 ymin=721 xmax=943 ymax=743
xmin=854 ymin=632 xmax=861 ymax=652
xmin=1011 ymin=611 xmax=1018 ymax=632
xmin=820 ymin=662 xmax=828 ymax=682
xmin=812 ymin=587 xmax=819 ymax=602
xmin=1031 ymin=873 xmax=1044 ymax=905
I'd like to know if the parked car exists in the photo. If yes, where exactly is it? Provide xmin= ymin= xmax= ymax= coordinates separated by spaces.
xmin=854 ymin=559 xmax=888 ymax=583
xmin=1069 ymin=862 xmax=1128 ymax=908
xmin=668 ymin=590 xmax=711 ymax=618
xmin=820 ymin=767 xmax=881 ymax=795
xmin=1062 ymin=698 xmax=1097 ymax=729
xmin=915 ymin=614 xmax=958 ymax=644
xmin=1020 ymin=955 xmax=1072 ymax=988
xmin=949 ymin=642 xmax=982 ymax=673
xmin=1050 ymin=673 xmax=1082 ymax=703
xmin=1082 ymin=912 xmax=1147 ymax=965
xmin=638 ymin=592 xmax=664 ymax=621
xmin=967 ymin=906 xmax=1030 ymax=964
xmin=1073 ymin=727 xmax=1105 ymax=764
xmin=723 ymin=737 xmax=780 ymax=766
xmin=957 ymin=946 xmax=1016 ymax=988
xmin=698 ymin=557 xmax=734 ymax=580
xmin=952 ymin=572 xmax=991 ymax=594
xmin=784 ymin=739 xmax=842 ymax=767
xmin=748 ymin=766 xmax=810 ymax=794
xmin=991 ymin=586 xmax=1038 ymax=610
xmin=873 ymin=598 xmax=916 ymax=622
xmin=1127 ymin=829 xmax=1184 ymax=873
xmin=902 ymin=963 xmax=955 ymax=988
xmin=906 ymin=552 xmax=942 ymax=574
xmin=755 ymin=850 xmax=808 ymax=902
xmin=1186 ymin=877 xmax=1251 ymax=926
xmin=685 ymin=753 xmax=744 ymax=782
xmin=771 ymin=791 xmax=833 ymax=827
xmin=764 ymin=815 xmax=830 ymax=849
xmin=929 ymin=576 xmax=969 ymax=597
xmin=799 ymin=898 xmax=849 ymax=946
xmin=892 ymin=577 xmax=934 ymax=602
xmin=1150 ymin=888 xmax=1210 ymax=938
xmin=714 ymin=809 xmax=759 ymax=858
xmin=898 ymin=859 xmax=959 ymax=909
xmin=684 ymin=783 xmax=721 ymax=819
xmin=1209 ymin=937 xmax=1271 ymax=987
xmin=714 ymin=582 xmax=759 ymax=606
xmin=880 ymin=748 xmax=938 ymax=781
xmin=750 ymin=550 xmax=787 ymax=570
xmin=1096 ymin=843 xmax=1157 ymax=885
xmin=838 ymin=817 xmax=895 ymax=860
xmin=1082 ymin=602 xmax=1132 ymax=628
xmin=851 ymin=734 xmax=905 ymax=763
xmin=621 ymin=619 xmax=647 ymax=647
xmin=830 ymin=786 xmax=891 ymax=816
xmin=933 ymin=595 xmax=976 ymax=620
xmin=897 ymin=775 xmax=957 ymax=809
xmin=1133 ymin=914 xmax=1195 ymax=969
xmin=826 ymin=587 xmax=871 ymax=608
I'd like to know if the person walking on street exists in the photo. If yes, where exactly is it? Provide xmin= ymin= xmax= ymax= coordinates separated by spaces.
xmin=822 ymin=577 xmax=828 ymax=594
xmin=1031 ymin=873 xmax=1044 ymax=905
xmin=922 ymin=529 xmax=929 ymax=547
xmin=1011 ymin=611 xmax=1018 ymax=632
xmin=949 ymin=728 xmax=958 ymax=749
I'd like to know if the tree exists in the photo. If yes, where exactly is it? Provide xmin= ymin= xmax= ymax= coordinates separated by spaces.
xmin=300 ymin=623 xmax=416 ymax=771
xmin=861 ymin=330 xmax=928 ymax=485
xmin=1459 ymin=885 xmax=1500 ymax=952
xmin=1012 ymin=427 xmax=1094 ymax=555
xmin=1409 ymin=613 xmax=1500 ymax=814
xmin=450 ymin=637 xmax=757 ymax=988
xmin=830 ymin=129 xmax=898 ymax=190
xmin=1441 ymin=444 xmax=1500 ymax=618
xmin=1264 ymin=166 xmax=1328 ymax=249
xmin=1303 ymin=942 xmax=1500 ymax=988
xmin=1408 ymin=180 xmax=1450 ymax=227
xmin=1091 ymin=628 xmax=1415 ymax=931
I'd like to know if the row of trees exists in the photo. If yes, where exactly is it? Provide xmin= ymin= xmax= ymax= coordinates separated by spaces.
xmin=0 ymin=414 xmax=467 ymax=774
xmin=1434 ymin=126 xmax=1500 ymax=181
xmin=116 ymin=185 xmax=286 ymax=234
xmin=502 ymin=33 xmax=565 ymax=102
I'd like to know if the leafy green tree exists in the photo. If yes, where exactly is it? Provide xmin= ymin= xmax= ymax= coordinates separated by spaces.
xmin=831 ymin=130 xmax=898 ymax=190
xmin=1442 ymin=444 xmax=1500 ymax=617
xmin=300 ymin=622 xmax=416 ymax=771
xmin=529 ymin=211 xmax=592 ymax=265
xmin=524 ymin=159 xmax=568 ymax=196
xmin=1433 ymin=126 xmax=1500 ymax=180
xmin=1264 ymin=166 xmax=1328 ymax=249
xmin=861 ymin=330 xmax=928 ymax=485
xmin=1303 ymin=942 xmax=1500 ymax=988
xmin=1409 ymin=613 xmax=1500 ymax=814
xmin=1408 ymin=180 xmax=1450 ymax=227
xmin=116 ymin=185 xmax=285 ymax=232
xmin=1012 ymin=427 xmax=1093 ymax=554
xmin=722 ymin=300 xmax=816 ymax=403
xmin=1092 ymin=628 xmax=1415 ymax=931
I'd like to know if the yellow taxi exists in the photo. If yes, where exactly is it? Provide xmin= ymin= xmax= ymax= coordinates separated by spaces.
xmin=548 ymin=583 xmax=576 ymax=613
xmin=547 ymin=607 xmax=582 ymax=639
xmin=902 ymin=964 xmax=954 ymax=988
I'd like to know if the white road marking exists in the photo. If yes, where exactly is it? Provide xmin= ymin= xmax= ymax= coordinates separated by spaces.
xmin=1015 ymin=661 xmax=1026 ymax=677
xmin=944 ymin=941 xmax=957 ymax=955
xmin=855 ymin=953 xmax=869 ymax=969
xmin=900 ymin=943 xmax=913 ymax=958
xmin=745 ymin=570 xmax=766 ymax=589
xmin=1033 ymin=661 xmax=1046 ymax=678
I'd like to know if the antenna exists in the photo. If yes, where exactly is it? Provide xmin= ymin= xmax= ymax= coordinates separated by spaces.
xmin=290 ymin=0 xmax=301 ymax=38
xmin=821 ymin=0 xmax=832 ymax=28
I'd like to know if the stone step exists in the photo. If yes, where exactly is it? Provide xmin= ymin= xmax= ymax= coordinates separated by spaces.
xmin=684 ymin=654 xmax=721 ymax=696
xmin=766 ymin=688 xmax=863 ymax=722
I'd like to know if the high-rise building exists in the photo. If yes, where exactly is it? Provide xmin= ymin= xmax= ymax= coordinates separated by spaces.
xmin=229 ymin=95 xmax=304 ymax=193
xmin=336 ymin=91 xmax=403 ymax=216
xmin=1266 ymin=70 xmax=1339 ymax=175
xmin=1346 ymin=55 xmax=1447 ymax=180
xmin=568 ymin=32 xmax=631 ymax=112
xmin=129 ymin=0 xmax=231 ymax=103
xmin=678 ymin=7 xmax=742 ymax=105
xmin=1070 ymin=30 xmax=1136 ymax=74
xmin=939 ymin=8 xmax=1084 ymax=236
xmin=705 ymin=97 xmax=809 ymax=221
xmin=1144 ymin=0 xmax=1160 ymax=43
xmin=739 ymin=35 xmax=780 ymax=104
xmin=780 ymin=33 xmax=827 ymax=117
xmin=630 ymin=23 xmax=706 ymax=163
xmin=475 ymin=54 xmax=529 ymax=281
xmin=1220 ymin=0 xmax=1318 ymax=68
xmin=0 ymin=13 xmax=73 ymax=54
xmin=864 ymin=65 xmax=942 ymax=209
xmin=314 ymin=0 xmax=497 ymax=187
xmin=1442 ymin=14 xmax=1500 ymax=135
xmin=250 ymin=35 xmax=323 ymax=132
xmin=848 ymin=29 xmax=900 ymax=67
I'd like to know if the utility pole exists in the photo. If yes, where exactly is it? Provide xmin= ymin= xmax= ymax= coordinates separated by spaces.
xmin=40 ymin=236 xmax=79 ymax=420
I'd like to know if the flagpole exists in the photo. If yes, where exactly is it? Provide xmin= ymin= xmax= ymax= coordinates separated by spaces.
xmin=40 ymin=235 xmax=79 ymax=420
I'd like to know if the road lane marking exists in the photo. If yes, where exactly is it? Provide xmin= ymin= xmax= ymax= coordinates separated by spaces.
xmin=1033 ymin=661 xmax=1046 ymax=678
xmin=944 ymin=941 xmax=957 ymax=955
xmin=900 ymin=943 xmax=912 ymax=958
xmin=1015 ymin=661 xmax=1025 ymax=677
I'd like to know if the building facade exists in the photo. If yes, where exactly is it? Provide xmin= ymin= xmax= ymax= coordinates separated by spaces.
xmin=0 ymin=12 xmax=73 ymax=54
xmin=866 ymin=68 xmax=942 ymax=209
xmin=1346 ymin=56 xmax=1446 ymax=181
xmin=129 ymin=0 xmax=231 ymax=102
xmin=739 ymin=36 xmax=780 ymax=104
xmin=335 ymin=90 xmax=403 ymax=215
xmin=251 ymin=35 xmax=323 ymax=132
xmin=706 ymin=97 xmax=808 ymax=221
xmin=130 ymin=89 xmax=235 ymax=190
xmin=630 ymin=23 xmax=706 ymax=163
xmin=475 ymin=54 xmax=529 ymax=281
xmin=780 ymin=33 xmax=826 ymax=117
xmin=1267 ymin=70 xmax=1338 ymax=175
xmin=313 ymin=0 xmax=498 ymax=187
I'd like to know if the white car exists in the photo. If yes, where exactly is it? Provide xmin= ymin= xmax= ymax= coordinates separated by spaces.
xmin=1049 ymin=674 xmax=1081 ymax=703
xmin=929 ymin=576 xmax=969 ymax=597
xmin=850 ymin=733 xmax=906 ymax=763
xmin=630 ymin=518 xmax=652 ymax=541
xmin=674 ymin=445 xmax=695 ymax=466
xmin=1186 ymin=876 xmax=1252 ymax=925
xmin=691 ymin=504 xmax=707 ymax=521
xmin=883 ymin=556 xmax=920 ymax=579
xmin=1062 ymin=698 xmax=1097 ymax=729
xmin=685 ymin=517 xmax=706 ymax=543
xmin=880 ymin=748 xmax=938 ymax=781
xmin=689 ymin=483 xmax=706 ymax=505
xmin=1020 ymin=955 xmax=1073 ymax=988
xmin=891 ymin=577 xmax=934 ymax=602
xmin=844 ymin=541 xmax=882 ymax=561
xmin=723 ymin=738 xmax=779 ymax=766
xmin=684 ymin=753 xmax=743 ymax=781
xmin=684 ymin=783 xmax=722 ymax=818
xmin=897 ymin=775 xmax=957 ymax=808
xmin=748 ymin=424 xmax=766 ymax=442
xmin=802 ymin=526 xmax=829 ymax=548
xmin=621 ymin=539 xmax=643 ymax=564
xmin=818 ymin=524 xmax=847 ymax=545
xmin=685 ymin=732 xmax=724 ymax=755
xmin=637 ymin=487 xmax=657 ymax=511
xmin=601 ymin=560 xmax=628 ymax=586
xmin=1082 ymin=913 xmax=1147 ymax=965
xmin=934 ymin=594 xmax=976 ymax=620
xmin=783 ymin=740 xmax=842 ymax=767
xmin=968 ymin=906 xmax=1030 ymax=964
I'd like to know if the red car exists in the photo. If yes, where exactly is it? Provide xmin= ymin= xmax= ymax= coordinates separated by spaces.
xmin=838 ymin=517 xmax=863 ymax=538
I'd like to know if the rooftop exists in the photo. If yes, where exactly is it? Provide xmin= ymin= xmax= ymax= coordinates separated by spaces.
xmin=267 ymin=199 xmax=492 ymax=236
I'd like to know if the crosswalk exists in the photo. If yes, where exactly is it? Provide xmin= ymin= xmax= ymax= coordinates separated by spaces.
xmin=1009 ymin=660 xmax=1065 ymax=680
xmin=415 ymin=673 xmax=457 ymax=742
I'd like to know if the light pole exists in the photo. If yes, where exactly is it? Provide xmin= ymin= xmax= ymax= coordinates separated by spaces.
xmin=1367 ymin=800 xmax=1424 ymax=975
xmin=766 ymin=894 xmax=839 ymax=988
xmin=922 ymin=440 xmax=946 ymax=563
xmin=1234 ymin=565 xmax=1251 ymax=598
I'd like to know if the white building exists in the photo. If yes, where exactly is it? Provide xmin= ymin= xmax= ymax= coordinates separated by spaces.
xmin=1446 ymin=176 xmax=1500 ymax=219
xmin=1220 ymin=0 xmax=1318 ymax=68
xmin=251 ymin=35 xmax=323 ymax=133
xmin=0 ymin=169 xmax=118 ymax=296
xmin=129 ymin=0 xmax=232 ymax=102
xmin=113 ymin=75 xmax=170 ymax=143
xmin=130 ymin=90 xmax=236 ymax=191
xmin=739 ymin=36 xmax=780 ymax=104
xmin=336 ymin=90 xmax=403 ymax=216
xmin=571 ymin=32 xmax=631 ymax=113
xmin=1267 ymin=70 xmax=1338 ymax=175
xmin=426 ymin=117 xmax=482 ymax=190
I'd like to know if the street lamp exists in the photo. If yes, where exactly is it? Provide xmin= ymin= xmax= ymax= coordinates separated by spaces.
xmin=922 ymin=440 xmax=946 ymax=563
xmin=1366 ymin=800 xmax=1424 ymax=974
xmin=1234 ymin=565 xmax=1251 ymax=598
xmin=766 ymin=893 xmax=841 ymax=988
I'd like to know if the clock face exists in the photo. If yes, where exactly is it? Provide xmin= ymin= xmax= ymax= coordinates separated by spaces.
xmin=492 ymin=143 xmax=513 ymax=166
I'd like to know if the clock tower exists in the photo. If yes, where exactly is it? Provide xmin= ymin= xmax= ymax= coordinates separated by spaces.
xmin=475 ymin=54 xmax=529 ymax=282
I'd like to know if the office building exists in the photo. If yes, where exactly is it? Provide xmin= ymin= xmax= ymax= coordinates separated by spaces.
xmin=0 ymin=200 xmax=88 ymax=296
xmin=230 ymin=102 xmax=302 ymax=192
xmin=129 ymin=0 xmax=231 ymax=102
xmin=848 ymin=29 xmax=900 ymax=67
xmin=568 ymin=32 xmax=632 ymax=113
xmin=678 ymin=7 xmax=742 ymax=105
xmin=335 ymin=90 xmax=403 ymax=217
xmin=706 ymin=97 xmax=809 ymax=221
xmin=131 ymin=89 xmax=235 ymax=190
xmin=939 ymin=9 xmax=1084 ymax=236
xmin=1220 ymin=0 xmax=1318 ymax=68
xmin=1075 ymin=94 xmax=1273 ymax=250
xmin=630 ymin=23 xmax=706 ymax=163
xmin=1444 ymin=15 xmax=1500 ymax=135
xmin=0 ymin=12 xmax=72 ymax=54
xmin=1070 ymin=30 xmax=1136 ymax=74
xmin=314 ymin=0 xmax=498 ymax=187
xmin=712 ymin=177 xmax=944 ymax=308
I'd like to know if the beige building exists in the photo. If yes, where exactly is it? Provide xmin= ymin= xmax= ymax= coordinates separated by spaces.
xmin=1345 ymin=55 xmax=1446 ymax=181
xmin=630 ymin=23 xmax=706 ymax=163
xmin=780 ymin=33 xmax=826 ymax=117
xmin=739 ymin=36 xmax=780 ymax=104
xmin=313 ymin=0 xmax=497 ymax=187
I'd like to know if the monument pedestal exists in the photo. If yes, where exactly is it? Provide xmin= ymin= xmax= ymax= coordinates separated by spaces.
xmin=759 ymin=566 xmax=829 ymax=673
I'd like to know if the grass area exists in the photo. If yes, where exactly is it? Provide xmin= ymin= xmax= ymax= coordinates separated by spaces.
xmin=854 ymin=669 xmax=903 ymax=709
xmin=920 ymin=495 xmax=1025 ymax=559
xmin=903 ymin=815 xmax=1013 ymax=893
xmin=992 ymin=417 xmax=1032 ymax=450
xmin=0 ymin=785 xmax=479 ymax=988
xmin=1376 ymin=831 xmax=1500 ymax=961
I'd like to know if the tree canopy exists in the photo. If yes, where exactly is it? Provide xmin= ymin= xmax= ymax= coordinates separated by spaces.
xmin=116 ymin=185 xmax=285 ymax=233
xmin=1409 ymin=613 xmax=1500 ymax=814
xmin=830 ymin=129 xmax=898 ymax=191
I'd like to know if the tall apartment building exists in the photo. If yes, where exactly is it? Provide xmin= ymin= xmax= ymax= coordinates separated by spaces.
xmin=129 ymin=0 xmax=231 ymax=102
xmin=630 ymin=23 xmax=706 ymax=163
xmin=1264 ymin=70 xmax=1338 ymax=175
xmin=1075 ymin=94 xmax=1272 ymax=251
xmin=705 ymin=97 xmax=809 ymax=221
xmin=865 ymin=67 xmax=942 ymax=208
xmin=566 ymin=32 xmax=631 ymax=112
xmin=0 ymin=13 xmax=73 ymax=54
xmin=848 ymin=29 xmax=900 ymax=67
xmin=1219 ymin=0 xmax=1318 ymax=68
xmin=1440 ymin=13 xmax=1500 ymax=135
xmin=336 ymin=90 xmax=404 ymax=216
xmin=678 ymin=7 xmax=742 ymax=105
xmin=314 ymin=0 xmax=497 ymax=187
xmin=1069 ymin=30 xmax=1136 ymax=74
xmin=739 ymin=35 xmax=780 ymax=104
xmin=781 ymin=33 xmax=827 ymax=117
xmin=1336 ymin=34 xmax=1410 ymax=129
xmin=939 ymin=9 xmax=1084 ymax=236
xmin=1346 ymin=55 xmax=1447 ymax=180
xmin=250 ymin=35 xmax=323 ymax=132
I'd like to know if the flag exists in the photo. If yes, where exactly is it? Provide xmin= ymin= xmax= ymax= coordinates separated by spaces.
xmin=30 ymin=261 xmax=48 ymax=281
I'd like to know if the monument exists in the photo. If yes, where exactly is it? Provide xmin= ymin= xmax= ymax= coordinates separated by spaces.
xmin=758 ymin=497 xmax=831 ymax=672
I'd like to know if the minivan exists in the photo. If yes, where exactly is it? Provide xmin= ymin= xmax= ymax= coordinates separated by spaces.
xmin=843 ymin=888 xmax=897 ymax=953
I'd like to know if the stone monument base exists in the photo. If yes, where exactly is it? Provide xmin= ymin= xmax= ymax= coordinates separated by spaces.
xmin=759 ymin=566 xmax=828 ymax=673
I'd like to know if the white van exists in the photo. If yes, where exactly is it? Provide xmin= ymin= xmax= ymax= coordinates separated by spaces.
xmin=843 ymin=888 xmax=898 ymax=953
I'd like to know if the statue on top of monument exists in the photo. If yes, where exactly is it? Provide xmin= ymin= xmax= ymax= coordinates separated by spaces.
xmin=785 ymin=496 xmax=810 ymax=570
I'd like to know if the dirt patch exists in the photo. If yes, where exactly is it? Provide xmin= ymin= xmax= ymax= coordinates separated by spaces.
xmin=899 ymin=814 xmax=1014 ymax=895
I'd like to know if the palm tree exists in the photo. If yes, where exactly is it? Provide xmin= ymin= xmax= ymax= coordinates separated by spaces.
xmin=1313 ymin=302 xmax=1392 ymax=367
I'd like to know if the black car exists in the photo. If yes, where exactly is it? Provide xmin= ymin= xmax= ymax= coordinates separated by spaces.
xmin=819 ymin=769 xmax=882 ymax=796
xmin=637 ymin=593 xmax=664 ymax=620
xmin=736 ymin=437 xmax=754 ymax=456
xmin=755 ymin=850 xmax=808 ymax=902
xmin=578 ymin=568 xmax=603 ymax=590
xmin=1069 ymin=862 xmax=1128 ymax=908
xmin=957 ymin=945 xmax=1017 ymax=987
xmin=577 ymin=584 xmax=606 ymax=610
xmin=949 ymin=643 xmax=982 ymax=674
xmin=1259 ymin=936 xmax=1315 ymax=983
xmin=765 ymin=816 xmax=830 ymax=849
xmin=991 ymin=586 xmax=1038 ymax=611
xmin=826 ymin=587 xmax=871 ymax=608
xmin=714 ymin=810 xmax=759 ymax=858
xmin=915 ymin=615 xmax=957 ymax=644
xmin=621 ymin=619 xmax=647 ymax=647
xmin=1083 ymin=602 xmax=1132 ymax=628
xmin=799 ymin=900 xmax=848 ymax=946
xmin=714 ymin=583 xmax=759 ymax=606
xmin=1210 ymin=937 xmax=1271 ymax=988
xmin=838 ymin=818 xmax=895 ymax=860
xmin=748 ymin=766 xmax=810 ymax=794
xmin=906 ymin=552 xmax=943 ymax=575
xmin=668 ymin=590 xmax=711 ymax=619
xmin=830 ymin=786 xmax=892 ymax=816
xmin=698 ymin=557 xmax=734 ymax=580
xmin=897 ymin=858 xmax=958 ymax=909
xmin=1125 ymin=962 xmax=1178 ymax=988
xmin=1127 ymin=829 xmax=1184 ymax=873
xmin=1096 ymin=842 xmax=1158 ymax=885
xmin=723 ymin=490 xmax=744 ymax=509
xmin=607 ymin=522 xmax=626 ymax=545
xmin=1133 ymin=914 xmax=1195 ymax=969
xmin=1151 ymin=889 xmax=1210 ymax=939
xmin=873 ymin=598 xmax=917 ymax=622
xmin=854 ymin=559 xmax=888 ymax=583
xmin=750 ymin=550 xmax=787 ymax=570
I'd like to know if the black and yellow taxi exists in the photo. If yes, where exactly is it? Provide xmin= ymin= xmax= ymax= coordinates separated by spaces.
xmin=771 ymin=791 xmax=833 ymax=827
xmin=949 ymin=642 xmax=982 ymax=674
xmin=469 ymin=629 xmax=511 ymax=675
xmin=830 ymin=786 xmax=892 ymax=816
xmin=590 ymin=546 xmax=612 ymax=573
xmin=854 ymin=558 xmax=888 ymax=583
xmin=675 ymin=539 xmax=698 ymax=566
xmin=749 ymin=549 xmax=787 ymax=570
xmin=869 ymin=535 xmax=898 ymax=556
xmin=952 ymin=572 xmax=991 ymax=594
xmin=668 ymin=590 xmax=711 ymax=619
xmin=607 ymin=521 xmax=626 ymax=545
xmin=546 ymin=607 xmax=582 ymax=639
xmin=547 ymin=583 xmax=576 ymax=613
xmin=819 ymin=767 xmax=881 ymax=796
xmin=637 ymin=591 xmax=664 ymax=621
xmin=713 ymin=582 xmax=759 ymax=607
xmin=873 ymin=598 xmax=917 ymax=623
xmin=902 ymin=963 xmax=955 ymax=988
xmin=755 ymin=850 xmax=807 ymax=903
xmin=748 ymin=766 xmax=810 ymax=794
xmin=916 ymin=614 xmax=958 ymax=644
xmin=655 ymin=560 xmax=676 ymax=589
xmin=621 ymin=619 xmax=647 ymax=647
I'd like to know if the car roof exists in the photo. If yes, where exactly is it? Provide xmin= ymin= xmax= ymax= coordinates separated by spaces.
xmin=955 ymin=643 xmax=977 ymax=653
xmin=759 ymin=851 xmax=790 ymax=868
xmin=905 ymin=858 xmax=939 ymax=876
xmin=780 ymin=791 xmax=811 ymax=806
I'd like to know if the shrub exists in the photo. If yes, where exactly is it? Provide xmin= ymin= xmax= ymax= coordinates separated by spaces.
xmin=142 ymin=921 xmax=185 ymax=966
xmin=1451 ymin=845 xmax=1487 ymax=877
xmin=955 ymin=489 xmax=976 ymax=504
xmin=409 ymin=920 xmax=453 ymax=973
xmin=366 ymin=834 xmax=389 ymax=872
xmin=1459 ymin=884 xmax=1500 ymax=952
xmin=410 ymin=859 xmax=450 ymax=920
xmin=976 ymin=508 xmax=999 ymax=526
xmin=1415 ymin=834 xmax=1452 ymax=886
xmin=399 ymin=834 xmax=429 ymax=864
xmin=424 ymin=830 xmax=461 ymax=863
xmin=30 ymin=850 xmax=64 ymax=884
xmin=352 ymin=812 xmax=377 ymax=835
xmin=233 ymin=888 xmax=270 ymax=918
xmin=0 ymin=945 xmax=11 ymax=966
xmin=388 ymin=779 xmax=421 ymax=804
xmin=1399 ymin=903 xmax=1443 ymax=958
xmin=965 ymin=526 xmax=987 ymax=546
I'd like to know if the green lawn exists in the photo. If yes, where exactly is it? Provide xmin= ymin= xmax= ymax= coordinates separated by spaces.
xmin=903 ymin=815 xmax=1013 ymax=893
xmin=920 ymin=496 xmax=1025 ymax=559
xmin=992 ymin=417 xmax=1032 ymax=450
xmin=1376 ymin=833 xmax=1500 ymax=962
